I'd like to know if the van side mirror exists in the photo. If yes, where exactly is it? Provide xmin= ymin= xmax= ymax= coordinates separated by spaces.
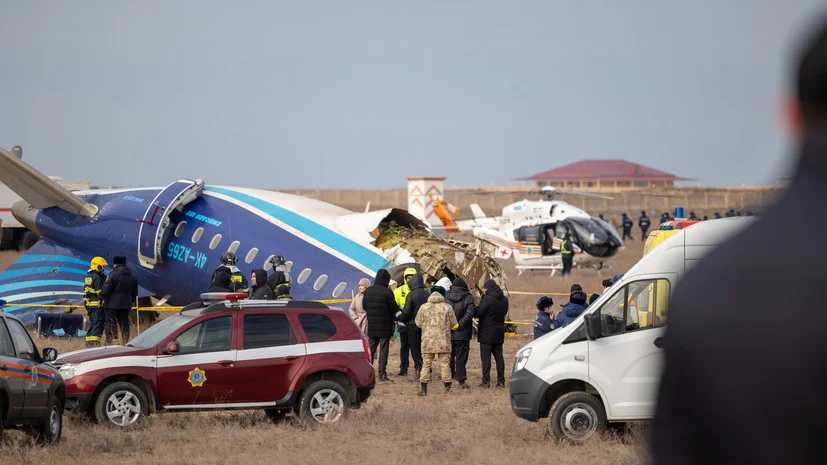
xmin=42 ymin=348 xmax=58 ymax=362
xmin=163 ymin=341 xmax=180 ymax=355
xmin=584 ymin=313 xmax=600 ymax=341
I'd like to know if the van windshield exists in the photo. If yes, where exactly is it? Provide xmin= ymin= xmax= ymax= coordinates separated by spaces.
xmin=126 ymin=315 xmax=194 ymax=349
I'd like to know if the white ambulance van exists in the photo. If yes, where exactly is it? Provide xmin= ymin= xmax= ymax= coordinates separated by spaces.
xmin=509 ymin=217 xmax=752 ymax=441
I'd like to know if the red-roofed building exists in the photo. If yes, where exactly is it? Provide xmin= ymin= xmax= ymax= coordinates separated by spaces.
xmin=516 ymin=160 xmax=697 ymax=190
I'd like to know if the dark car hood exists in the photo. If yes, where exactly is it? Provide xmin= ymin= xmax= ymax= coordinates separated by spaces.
xmin=55 ymin=345 xmax=152 ymax=365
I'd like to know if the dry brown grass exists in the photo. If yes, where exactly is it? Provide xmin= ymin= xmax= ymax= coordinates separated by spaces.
xmin=0 ymin=244 xmax=650 ymax=465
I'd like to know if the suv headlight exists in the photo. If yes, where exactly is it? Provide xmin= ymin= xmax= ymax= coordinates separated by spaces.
xmin=58 ymin=364 xmax=79 ymax=380
xmin=514 ymin=348 xmax=532 ymax=371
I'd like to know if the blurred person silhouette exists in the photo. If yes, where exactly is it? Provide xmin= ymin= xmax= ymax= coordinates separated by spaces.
xmin=639 ymin=211 xmax=651 ymax=240
xmin=621 ymin=213 xmax=634 ymax=240
xmin=652 ymin=15 xmax=827 ymax=465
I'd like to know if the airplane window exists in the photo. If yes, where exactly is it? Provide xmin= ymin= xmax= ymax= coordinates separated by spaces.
xmin=245 ymin=248 xmax=259 ymax=264
xmin=285 ymin=260 xmax=293 ymax=271
xmin=192 ymin=227 xmax=204 ymax=244
xmin=314 ymin=274 xmax=329 ymax=291
xmin=297 ymin=268 xmax=312 ymax=284
xmin=332 ymin=282 xmax=347 ymax=298
xmin=263 ymin=255 xmax=276 ymax=271
xmin=228 ymin=241 xmax=240 ymax=254
xmin=209 ymin=234 xmax=223 ymax=250
xmin=174 ymin=221 xmax=187 ymax=238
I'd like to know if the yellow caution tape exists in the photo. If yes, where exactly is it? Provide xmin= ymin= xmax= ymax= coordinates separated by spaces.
xmin=508 ymin=291 xmax=572 ymax=297
xmin=2 ymin=299 xmax=353 ymax=312
xmin=317 ymin=299 xmax=352 ymax=304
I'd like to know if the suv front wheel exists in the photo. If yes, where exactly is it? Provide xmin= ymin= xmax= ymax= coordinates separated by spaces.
xmin=299 ymin=381 xmax=348 ymax=424
xmin=94 ymin=381 xmax=149 ymax=427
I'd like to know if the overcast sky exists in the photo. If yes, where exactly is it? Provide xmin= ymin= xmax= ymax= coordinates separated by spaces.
xmin=1 ymin=1 xmax=823 ymax=190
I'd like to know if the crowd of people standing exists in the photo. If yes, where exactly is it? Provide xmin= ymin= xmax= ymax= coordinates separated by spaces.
xmin=348 ymin=268 xmax=509 ymax=394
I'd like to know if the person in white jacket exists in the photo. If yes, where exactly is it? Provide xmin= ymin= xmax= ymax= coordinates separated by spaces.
xmin=348 ymin=278 xmax=370 ymax=334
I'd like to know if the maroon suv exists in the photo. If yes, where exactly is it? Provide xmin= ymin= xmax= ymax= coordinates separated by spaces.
xmin=55 ymin=295 xmax=374 ymax=427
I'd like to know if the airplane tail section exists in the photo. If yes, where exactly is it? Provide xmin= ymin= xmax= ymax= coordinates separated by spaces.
xmin=0 ymin=239 xmax=91 ymax=325
xmin=470 ymin=204 xmax=487 ymax=219
xmin=0 ymin=146 xmax=98 ymax=217
xmin=0 ymin=239 xmax=154 ymax=325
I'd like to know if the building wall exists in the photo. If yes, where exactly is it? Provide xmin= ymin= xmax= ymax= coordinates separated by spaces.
xmin=275 ymin=185 xmax=784 ymax=219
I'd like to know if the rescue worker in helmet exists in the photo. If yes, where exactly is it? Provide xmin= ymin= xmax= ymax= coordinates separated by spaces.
xmin=84 ymin=257 xmax=107 ymax=347
xmin=267 ymin=255 xmax=291 ymax=295
xmin=213 ymin=252 xmax=248 ymax=293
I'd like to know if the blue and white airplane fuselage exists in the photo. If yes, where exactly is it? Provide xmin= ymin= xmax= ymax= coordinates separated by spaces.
xmin=2 ymin=183 xmax=419 ymax=324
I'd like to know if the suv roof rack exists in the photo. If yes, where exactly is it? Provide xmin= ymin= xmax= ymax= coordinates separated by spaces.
xmin=199 ymin=300 xmax=330 ymax=314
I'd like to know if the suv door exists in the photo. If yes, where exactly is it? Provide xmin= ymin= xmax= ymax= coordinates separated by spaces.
xmin=234 ymin=313 xmax=306 ymax=403
xmin=5 ymin=318 xmax=45 ymax=419
xmin=587 ymin=276 xmax=672 ymax=420
xmin=156 ymin=315 xmax=238 ymax=407
xmin=0 ymin=318 xmax=25 ymax=422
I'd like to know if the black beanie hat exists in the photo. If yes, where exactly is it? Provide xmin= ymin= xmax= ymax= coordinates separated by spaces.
xmin=113 ymin=256 xmax=126 ymax=265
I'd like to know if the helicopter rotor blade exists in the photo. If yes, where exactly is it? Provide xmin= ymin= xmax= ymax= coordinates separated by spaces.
xmin=622 ymin=191 xmax=681 ymax=198
xmin=448 ymin=189 xmax=532 ymax=196
xmin=555 ymin=190 xmax=615 ymax=200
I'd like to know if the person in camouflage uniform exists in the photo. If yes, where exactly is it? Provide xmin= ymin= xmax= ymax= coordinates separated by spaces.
xmin=414 ymin=285 xmax=457 ymax=396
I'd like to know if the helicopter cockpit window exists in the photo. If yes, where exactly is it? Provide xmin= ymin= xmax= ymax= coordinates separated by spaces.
xmin=517 ymin=226 xmax=541 ymax=244
xmin=566 ymin=217 xmax=611 ymax=244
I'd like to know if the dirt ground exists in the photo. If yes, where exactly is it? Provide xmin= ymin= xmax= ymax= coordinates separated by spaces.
xmin=0 ymin=241 xmax=650 ymax=465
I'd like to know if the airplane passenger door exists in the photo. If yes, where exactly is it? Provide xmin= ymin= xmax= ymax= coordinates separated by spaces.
xmin=587 ymin=276 xmax=672 ymax=420
xmin=137 ymin=179 xmax=204 ymax=269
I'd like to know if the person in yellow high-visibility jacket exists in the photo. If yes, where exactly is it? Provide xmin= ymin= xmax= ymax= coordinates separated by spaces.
xmin=560 ymin=235 xmax=575 ymax=275
xmin=392 ymin=267 xmax=417 ymax=376
xmin=84 ymin=257 xmax=107 ymax=347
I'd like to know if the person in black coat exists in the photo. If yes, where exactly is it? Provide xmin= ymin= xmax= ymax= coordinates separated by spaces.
xmin=207 ymin=268 xmax=232 ymax=293
xmin=639 ymin=211 xmax=651 ymax=240
xmin=363 ymin=269 xmax=400 ymax=381
xmin=475 ymin=279 xmax=509 ymax=388
xmin=249 ymin=269 xmax=274 ymax=300
xmin=621 ymin=213 xmax=634 ymax=240
xmin=399 ymin=274 xmax=429 ymax=377
xmin=99 ymin=256 xmax=139 ymax=345
xmin=445 ymin=277 xmax=476 ymax=388
xmin=652 ymin=19 xmax=827 ymax=465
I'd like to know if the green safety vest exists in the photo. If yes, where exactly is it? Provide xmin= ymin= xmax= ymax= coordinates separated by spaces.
xmin=561 ymin=240 xmax=572 ymax=255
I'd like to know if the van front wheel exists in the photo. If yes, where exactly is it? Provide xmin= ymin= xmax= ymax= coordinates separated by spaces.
xmin=549 ymin=391 xmax=607 ymax=442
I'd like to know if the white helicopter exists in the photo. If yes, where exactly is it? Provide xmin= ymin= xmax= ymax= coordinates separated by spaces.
xmin=447 ymin=186 xmax=628 ymax=275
